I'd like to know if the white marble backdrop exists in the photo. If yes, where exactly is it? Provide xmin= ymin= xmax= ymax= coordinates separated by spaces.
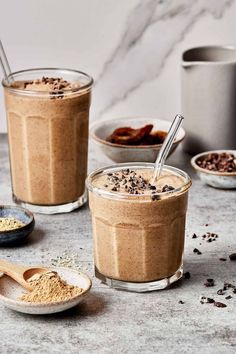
xmin=0 ymin=0 xmax=236 ymax=132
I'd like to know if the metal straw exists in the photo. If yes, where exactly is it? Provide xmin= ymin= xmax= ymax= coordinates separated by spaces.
xmin=0 ymin=40 xmax=12 ymax=84
xmin=152 ymin=114 xmax=184 ymax=183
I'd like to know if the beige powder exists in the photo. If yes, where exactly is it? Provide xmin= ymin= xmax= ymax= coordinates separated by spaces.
xmin=0 ymin=217 xmax=25 ymax=231
xmin=19 ymin=271 xmax=83 ymax=303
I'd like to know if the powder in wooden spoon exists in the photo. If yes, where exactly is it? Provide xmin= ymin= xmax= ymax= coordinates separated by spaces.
xmin=19 ymin=271 xmax=83 ymax=303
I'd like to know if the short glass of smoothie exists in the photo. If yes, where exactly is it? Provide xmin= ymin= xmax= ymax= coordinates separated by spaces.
xmin=86 ymin=163 xmax=191 ymax=292
xmin=2 ymin=68 xmax=93 ymax=214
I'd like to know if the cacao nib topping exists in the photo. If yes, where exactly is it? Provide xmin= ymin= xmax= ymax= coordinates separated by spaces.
xmin=41 ymin=76 xmax=72 ymax=91
xmin=104 ymin=170 xmax=176 ymax=200
xmin=161 ymin=185 xmax=175 ymax=192
xmin=23 ymin=80 xmax=33 ymax=88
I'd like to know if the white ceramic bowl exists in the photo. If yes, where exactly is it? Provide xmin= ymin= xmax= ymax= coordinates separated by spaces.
xmin=191 ymin=150 xmax=236 ymax=189
xmin=0 ymin=267 xmax=92 ymax=315
xmin=90 ymin=117 xmax=186 ymax=163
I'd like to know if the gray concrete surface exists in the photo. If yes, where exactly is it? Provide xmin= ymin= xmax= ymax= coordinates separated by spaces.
xmin=0 ymin=134 xmax=236 ymax=354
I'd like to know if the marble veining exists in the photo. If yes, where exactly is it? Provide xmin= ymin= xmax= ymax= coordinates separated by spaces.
xmin=94 ymin=0 xmax=234 ymax=118
xmin=0 ymin=1 xmax=236 ymax=132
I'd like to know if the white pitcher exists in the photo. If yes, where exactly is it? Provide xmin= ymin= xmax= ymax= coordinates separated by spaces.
xmin=181 ymin=46 xmax=236 ymax=154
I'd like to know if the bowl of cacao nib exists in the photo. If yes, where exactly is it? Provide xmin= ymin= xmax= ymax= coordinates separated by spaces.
xmin=90 ymin=117 xmax=185 ymax=163
xmin=191 ymin=150 xmax=236 ymax=189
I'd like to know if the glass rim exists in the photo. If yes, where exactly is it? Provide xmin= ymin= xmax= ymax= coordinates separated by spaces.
xmin=2 ymin=67 xmax=93 ymax=97
xmin=182 ymin=45 xmax=236 ymax=65
xmin=86 ymin=162 xmax=192 ymax=201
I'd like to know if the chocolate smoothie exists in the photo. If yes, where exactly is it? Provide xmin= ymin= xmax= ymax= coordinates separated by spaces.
xmin=3 ymin=69 xmax=93 ymax=213
xmin=87 ymin=163 xmax=191 ymax=291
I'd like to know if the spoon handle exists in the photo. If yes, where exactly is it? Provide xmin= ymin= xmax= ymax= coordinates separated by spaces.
xmin=0 ymin=259 xmax=30 ymax=290
xmin=152 ymin=114 xmax=184 ymax=181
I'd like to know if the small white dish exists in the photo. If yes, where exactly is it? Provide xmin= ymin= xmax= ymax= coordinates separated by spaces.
xmin=191 ymin=150 xmax=236 ymax=189
xmin=90 ymin=117 xmax=185 ymax=163
xmin=0 ymin=267 xmax=92 ymax=315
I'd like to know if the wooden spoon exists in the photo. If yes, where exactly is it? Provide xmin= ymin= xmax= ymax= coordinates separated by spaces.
xmin=0 ymin=259 xmax=49 ymax=290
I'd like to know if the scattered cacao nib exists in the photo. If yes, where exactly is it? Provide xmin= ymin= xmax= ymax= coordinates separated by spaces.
xmin=202 ymin=232 xmax=218 ymax=242
xmin=225 ymin=295 xmax=232 ymax=300
xmin=200 ymin=296 xmax=215 ymax=304
xmin=233 ymin=289 xmax=236 ymax=294
xmin=183 ymin=272 xmax=191 ymax=279
xmin=207 ymin=298 xmax=215 ymax=304
xmin=205 ymin=223 xmax=209 ymax=226
xmin=193 ymin=248 xmax=202 ymax=255
xmin=224 ymin=282 xmax=236 ymax=290
xmin=219 ymin=258 xmax=227 ymax=261
xmin=178 ymin=300 xmax=184 ymax=304
xmin=217 ymin=289 xmax=225 ymax=295
xmin=204 ymin=278 xmax=215 ymax=287
xmin=196 ymin=152 xmax=236 ymax=173
xmin=192 ymin=233 xmax=198 ymax=239
xmin=229 ymin=253 xmax=236 ymax=261
xmin=214 ymin=302 xmax=227 ymax=308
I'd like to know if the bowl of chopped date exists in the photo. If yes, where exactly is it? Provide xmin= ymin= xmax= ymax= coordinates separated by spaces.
xmin=90 ymin=117 xmax=185 ymax=162
xmin=191 ymin=150 xmax=236 ymax=189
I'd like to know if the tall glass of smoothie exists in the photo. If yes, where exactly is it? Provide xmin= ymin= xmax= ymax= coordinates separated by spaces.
xmin=86 ymin=163 xmax=191 ymax=292
xmin=2 ymin=68 xmax=93 ymax=213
